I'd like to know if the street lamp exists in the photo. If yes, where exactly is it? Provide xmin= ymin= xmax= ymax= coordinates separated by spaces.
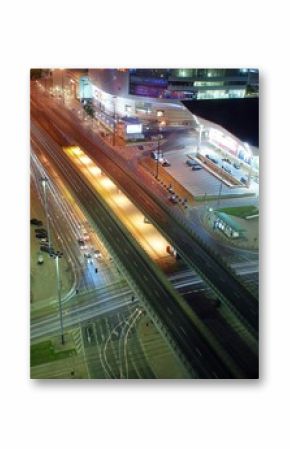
xmin=244 ymin=142 xmax=253 ymax=187
xmin=197 ymin=124 xmax=204 ymax=154
xmin=50 ymin=250 xmax=65 ymax=345
xmin=112 ymin=95 xmax=117 ymax=146
xmin=40 ymin=177 xmax=51 ymax=249
xmin=155 ymin=134 xmax=162 ymax=180
xmin=217 ymin=166 xmax=224 ymax=207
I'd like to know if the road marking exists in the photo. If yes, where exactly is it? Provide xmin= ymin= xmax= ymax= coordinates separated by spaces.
xmin=195 ymin=347 xmax=202 ymax=357
xmin=179 ymin=326 xmax=187 ymax=336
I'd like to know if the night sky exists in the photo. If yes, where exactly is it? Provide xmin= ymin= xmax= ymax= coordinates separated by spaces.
xmin=184 ymin=98 xmax=259 ymax=147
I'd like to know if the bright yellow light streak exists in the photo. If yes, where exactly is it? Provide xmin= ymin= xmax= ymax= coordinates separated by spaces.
xmin=72 ymin=147 xmax=83 ymax=156
xmin=63 ymin=147 xmax=171 ymax=261
xmin=99 ymin=177 xmax=116 ymax=190
xmin=88 ymin=165 xmax=102 ymax=176
xmin=80 ymin=155 xmax=92 ymax=165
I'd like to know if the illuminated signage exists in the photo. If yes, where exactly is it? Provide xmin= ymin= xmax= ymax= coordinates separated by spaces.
xmin=126 ymin=123 xmax=142 ymax=134
xmin=209 ymin=128 xmax=239 ymax=155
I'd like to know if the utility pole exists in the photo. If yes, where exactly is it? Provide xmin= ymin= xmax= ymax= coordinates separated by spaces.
xmin=113 ymin=95 xmax=117 ymax=146
xmin=156 ymin=136 xmax=161 ymax=179
xmin=40 ymin=177 xmax=51 ymax=249
xmin=217 ymin=166 xmax=224 ymax=207
xmin=197 ymin=124 xmax=203 ymax=155
xmin=50 ymin=251 xmax=65 ymax=345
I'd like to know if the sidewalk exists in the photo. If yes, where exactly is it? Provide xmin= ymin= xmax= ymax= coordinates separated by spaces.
xmin=30 ymin=181 xmax=74 ymax=304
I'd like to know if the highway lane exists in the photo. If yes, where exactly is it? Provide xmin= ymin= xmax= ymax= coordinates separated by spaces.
xmin=30 ymin=89 xmax=258 ymax=334
xmin=31 ymin=116 xmax=247 ymax=378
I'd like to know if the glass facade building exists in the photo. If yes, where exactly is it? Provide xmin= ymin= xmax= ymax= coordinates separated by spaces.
xmin=129 ymin=69 xmax=258 ymax=100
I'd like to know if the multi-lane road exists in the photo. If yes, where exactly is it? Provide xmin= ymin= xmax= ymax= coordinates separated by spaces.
xmin=31 ymin=86 xmax=258 ymax=334
xmin=30 ymin=84 xmax=259 ymax=378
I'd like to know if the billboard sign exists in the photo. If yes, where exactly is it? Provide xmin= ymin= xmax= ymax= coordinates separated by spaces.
xmin=126 ymin=123 xmax=142 ymax=134
xmin=209 ymin=128 xmax=239 ymax=156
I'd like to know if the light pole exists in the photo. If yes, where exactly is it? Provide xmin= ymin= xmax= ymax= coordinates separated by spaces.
xmin=197 ymin=124 xmax=204 ymax=155
xmin=60 ymin=69 xmax=65 ymax=104
xmin=112 ymin=95 xmax=117 ymax=146
xmin=244 ymin=143 xmax=253 ymax=188
xmin=50 ymin=250 xmax=65 ymax=345
xmin=40 ymin=177 xmax=51 ymax=249
xmin=155 ymin=134 xmax=162 ymax=179
xmin=217 ymin=166 xmax=224 ymax=207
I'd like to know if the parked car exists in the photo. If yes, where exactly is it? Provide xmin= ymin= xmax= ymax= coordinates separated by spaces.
xmin=223 ymin=165 xmax=232 ymax=174
xmin=34 ymin=228 xmax=47 ymax=234
xmin=40 ymin=245 xmax=52 ymax=253
xmin=233 ymin=162 xmax=241 ymax=169
xmin=192 ymin=164 xmax=203 ymax=171
xmin=138 ymin=145 xmax=144 ymax=151
xmin=206 ymin=154 xmax=218 ymax=164
xmin=31 ymin=218 xmax=43 ymax=226
xmin=35 ymin=233 xmax=47 ymax=239
xmin=162 ymin=159 xmax=171 ymax=167
xmin=222 ymin=158 xmax=231 ymax=164
xmin=186 ymin=159 xmax=196 ymax=167
xmin=167 ymin=186 xmax=174 ymax=194
xmin=240 ymin=177 xmax=247 ymax=184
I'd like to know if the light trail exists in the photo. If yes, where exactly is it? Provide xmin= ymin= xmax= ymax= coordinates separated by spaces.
xmin=64 ymin=146 xmax=171 ymax=262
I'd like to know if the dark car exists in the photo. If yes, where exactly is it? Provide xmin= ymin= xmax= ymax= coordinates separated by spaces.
xmin=223 ymin=165 xmax=232 ymax=174
xmin=31 ymin=218 xmax=43 ymax=226
xmin=192 ymin=164 xmax=203 ymax=171
xmin=138 ymin=145 xmax=144 ymax=151
xmin=34 ymin=228 xmax=47 ymax=234
xmin=222 ymin=158 xmax=231 ymax=164
xmin=240 ymin=177 xmax=247 ymax=184
xmin=162 ymin=160 xmax=171 ymax=167
xmin=40 ymin=245 xmax=52 ymax=253
xmin=206 ymin=154 xmax=218 ymax=164
xmin=35 ymin=233 xmax=47 ymax=239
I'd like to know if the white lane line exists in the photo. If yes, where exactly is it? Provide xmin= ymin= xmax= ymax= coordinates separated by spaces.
xmin=166 ymin=307 xmax=173 ymax=315
xmin=179 ymin=326 xmax=187 ymax=336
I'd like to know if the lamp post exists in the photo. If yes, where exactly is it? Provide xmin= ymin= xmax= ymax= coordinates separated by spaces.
xmin=112 ymin=95 xmax=117 ymax=146
xmin=217 ymin=166 xmax=224 ymax=207
xmin=244 ymin=143 xmax=253 ymax=188
xmin=40 ymin=177 xmax=51 ymax=249
xmin=50 ymin=250 xmax=65 ymax=345
xmin=197 ymin=124 xmax=204 ymax=155
xmin=155 ymin=134 xmax=162 ymax=180
xmin=60 ymin=69 xmax=65 ymax=104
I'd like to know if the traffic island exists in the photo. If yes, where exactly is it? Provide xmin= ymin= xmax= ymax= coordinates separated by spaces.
xmin=30 ymin=182 xmax=74 ymax=306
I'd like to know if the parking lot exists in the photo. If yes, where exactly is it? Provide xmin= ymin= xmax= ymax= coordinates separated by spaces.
xmin=161 ymin=145 xmax=258 ymax=198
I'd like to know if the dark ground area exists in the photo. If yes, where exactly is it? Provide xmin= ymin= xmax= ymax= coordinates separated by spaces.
xmin=184 ymin=98 xmax=259 ymax=147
